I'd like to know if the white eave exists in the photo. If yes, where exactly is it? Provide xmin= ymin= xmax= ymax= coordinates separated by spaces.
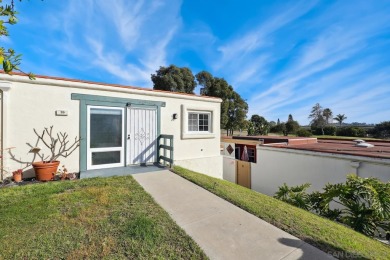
xmin=0 ymin=73 xmax=222 ymax=103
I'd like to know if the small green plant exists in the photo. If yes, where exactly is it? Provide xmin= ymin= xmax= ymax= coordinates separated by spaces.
xmin=275 ymin=175 xmax=390 ymax=238
xmin=274 ymin=183 xmax=311 ymax=210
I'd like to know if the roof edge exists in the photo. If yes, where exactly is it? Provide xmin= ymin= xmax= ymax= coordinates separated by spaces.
xmin=0 ymin=71 xmax=222 ymax=103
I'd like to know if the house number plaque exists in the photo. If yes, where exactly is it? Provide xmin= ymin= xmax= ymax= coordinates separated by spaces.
xmin=55 ymin=110 xmax=68 ymax=116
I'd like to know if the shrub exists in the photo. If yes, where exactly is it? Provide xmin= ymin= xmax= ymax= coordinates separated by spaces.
xmin=310 ymin=125 xmax=336 ymax=135
xmin=323 ymin=126 xmax=336 ymax=135
xmin=270 ymin=124 xmax=286 ymax=134
xmin=296 ymin=128 xmax=312 ymax=137
xmin=336 ymin=126 xmax=366 ymax=137
xmin=310 ymin=125 xmax=322 ymax=135
xmin=274 ymin=183 xmax=311 ymax=210
xmin=371 ymin=121 xmax=390 ymax=139
xmin=275 ymin=175 xmax=390 ymax=238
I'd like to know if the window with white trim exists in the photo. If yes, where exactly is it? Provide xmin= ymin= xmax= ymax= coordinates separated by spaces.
xmin=188 ymin=112 xmax=210 ymax=132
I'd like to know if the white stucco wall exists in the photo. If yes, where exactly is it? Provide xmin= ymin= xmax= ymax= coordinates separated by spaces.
xmin=1 ymin=74 xmax=222 ymax=178
xmin=252 ymin=147 xmax=390 ymax=196
xmin=176 ymin=155 xmax=223 ymax=179
xmin=223 ymin=156 xmax=236 ymax=182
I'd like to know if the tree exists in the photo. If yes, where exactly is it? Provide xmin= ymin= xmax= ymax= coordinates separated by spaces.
xmin=285 ymin=120 xmax=300 ymax=136
xmin=270 ymin=121 xmax=285 ymax=134
xmin=269 ymin=121 xmax=276 ymax=127
xmin=247 ymin=121 xmax=255 ymax=136
xmin=284 ymin=114 xmax=299 ymax=136
xmin=333 ymin=114 xmax=347 ymax=126
xmin=241 ymin=120 xmax=251 ymax=134
xmin=308 ymin=103 xmax=326 ymax=135
xmin=226 ymin=91 xmax=248 ymax=135
xmin=196 ymin=71 xmax=231 ymax=130
xmin=323 ymin=108 xmax=333 ymax=124
xmin=151 ymin=65 xmax=196 ymax=94
xmin=371 ymin=121 xmax=390 ymax=139
xmin=0 ymin=0 xmax=34 ymax=79
xmin=249 ymin=115 xmax=269 ymax=135
xmin=196 ymin=71 xmax=247 ymax=135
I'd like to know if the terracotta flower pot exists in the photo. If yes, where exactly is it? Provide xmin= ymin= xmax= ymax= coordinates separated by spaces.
xmin=13 ymin=172 xmax=22 ymax=182
xmin=32 ymin=161 xmax=60 ymax=181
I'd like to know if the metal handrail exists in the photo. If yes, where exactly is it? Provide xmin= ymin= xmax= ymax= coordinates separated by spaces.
xmin=157 ymin=135 xmax=174 ymax=167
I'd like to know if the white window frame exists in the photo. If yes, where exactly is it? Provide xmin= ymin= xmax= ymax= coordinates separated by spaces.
xmin=87 ymin=105 xmax=125 ymax=170
xmin=188 ymin=111 xmax=211 ymax=133
xmin=181 ymin=104 xmax=217 ymax=139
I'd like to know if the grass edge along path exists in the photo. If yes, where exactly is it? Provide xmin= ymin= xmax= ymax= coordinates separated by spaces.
xmin=172 ymin=166 xmax=390 ymax=260
xmin=0 ymin=176 xmax=207 ymax=259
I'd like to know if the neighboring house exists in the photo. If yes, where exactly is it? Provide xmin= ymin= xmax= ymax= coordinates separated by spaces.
xmin=0 ymin=73 xmax=222 ymax=179
xmin=222 ymin=136 xmax=390 ymax=196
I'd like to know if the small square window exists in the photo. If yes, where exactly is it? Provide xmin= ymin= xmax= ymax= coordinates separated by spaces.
xmin=181 ymin=105 xmax=216 ymax=139
xmin=188 ymin=112 xmax=210 ymax=132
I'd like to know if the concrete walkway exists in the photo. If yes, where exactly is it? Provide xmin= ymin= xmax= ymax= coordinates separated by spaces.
xmin=133 ymin=170 xmax=334 ymax=260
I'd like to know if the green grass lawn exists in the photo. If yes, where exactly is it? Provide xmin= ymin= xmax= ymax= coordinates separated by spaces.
xmin=173 ymin=166 xmax=390 ymax=260
xmin=0 ymin=176 xmax=207 ymax=259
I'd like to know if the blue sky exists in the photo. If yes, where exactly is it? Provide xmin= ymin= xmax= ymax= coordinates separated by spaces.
xmin=5 ymin=0 xmax=390 ymax=124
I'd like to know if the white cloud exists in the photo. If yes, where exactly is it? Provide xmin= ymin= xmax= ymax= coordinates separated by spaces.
xmin=246 ymin=1 xmax=390 ymax=124
xmin=22 ymin=0 xmax=182 ymax=86
xmin=216 ymin=1 xmax=318 ymax=67
xmin=11 ymin=0 xmax=390 ymax=124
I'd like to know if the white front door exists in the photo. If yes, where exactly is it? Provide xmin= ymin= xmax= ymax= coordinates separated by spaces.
xmin=87 ymin=106 xmax=125 ymax=169
xmin=127 ymin=107 xmax=157 ymax=165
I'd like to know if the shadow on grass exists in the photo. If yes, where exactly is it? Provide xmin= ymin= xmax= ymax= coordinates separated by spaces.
xmin=277 ymin=237 xmax=369 ymax=260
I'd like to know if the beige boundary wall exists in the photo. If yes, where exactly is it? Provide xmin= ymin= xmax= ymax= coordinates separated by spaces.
xmin=252 ymin=146 xmax=390 ymax=196
xmin=0 ymin=74 xmax=222 ymax=179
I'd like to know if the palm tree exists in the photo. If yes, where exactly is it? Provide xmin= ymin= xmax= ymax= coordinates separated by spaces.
xmin=334 ymin=114 xmax=347 ymax=126
xmin=323 ymin=108 xmax=333 ymax=124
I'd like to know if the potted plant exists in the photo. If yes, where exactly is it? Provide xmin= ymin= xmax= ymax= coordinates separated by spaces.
xmin=12 ymin=169 xmax=23 ymax=182
xmin=31 ymin=126 xmax=80 ymax=181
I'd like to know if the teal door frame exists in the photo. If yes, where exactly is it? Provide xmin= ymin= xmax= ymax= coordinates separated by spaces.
xmin=71 ymin=93 xmax=166 ymax=172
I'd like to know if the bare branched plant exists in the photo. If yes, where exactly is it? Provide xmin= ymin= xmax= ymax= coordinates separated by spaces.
xmin=33 ymin=126 xmax=81 ymax=162
xmin=8 ymin=126 xmax=81 ymax=167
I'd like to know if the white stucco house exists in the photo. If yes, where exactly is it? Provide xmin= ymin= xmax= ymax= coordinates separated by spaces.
xmin=0 ymin=73 xmax=222 ymax=179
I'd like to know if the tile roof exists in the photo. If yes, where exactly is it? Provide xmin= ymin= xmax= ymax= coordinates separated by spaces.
xmin=227 ymin=136 xmax=390 ymax=159
xmin=271 ymin=139 xmax=390 ymax=159
xmin=0 ymin=71 xmax=221 ymax=100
